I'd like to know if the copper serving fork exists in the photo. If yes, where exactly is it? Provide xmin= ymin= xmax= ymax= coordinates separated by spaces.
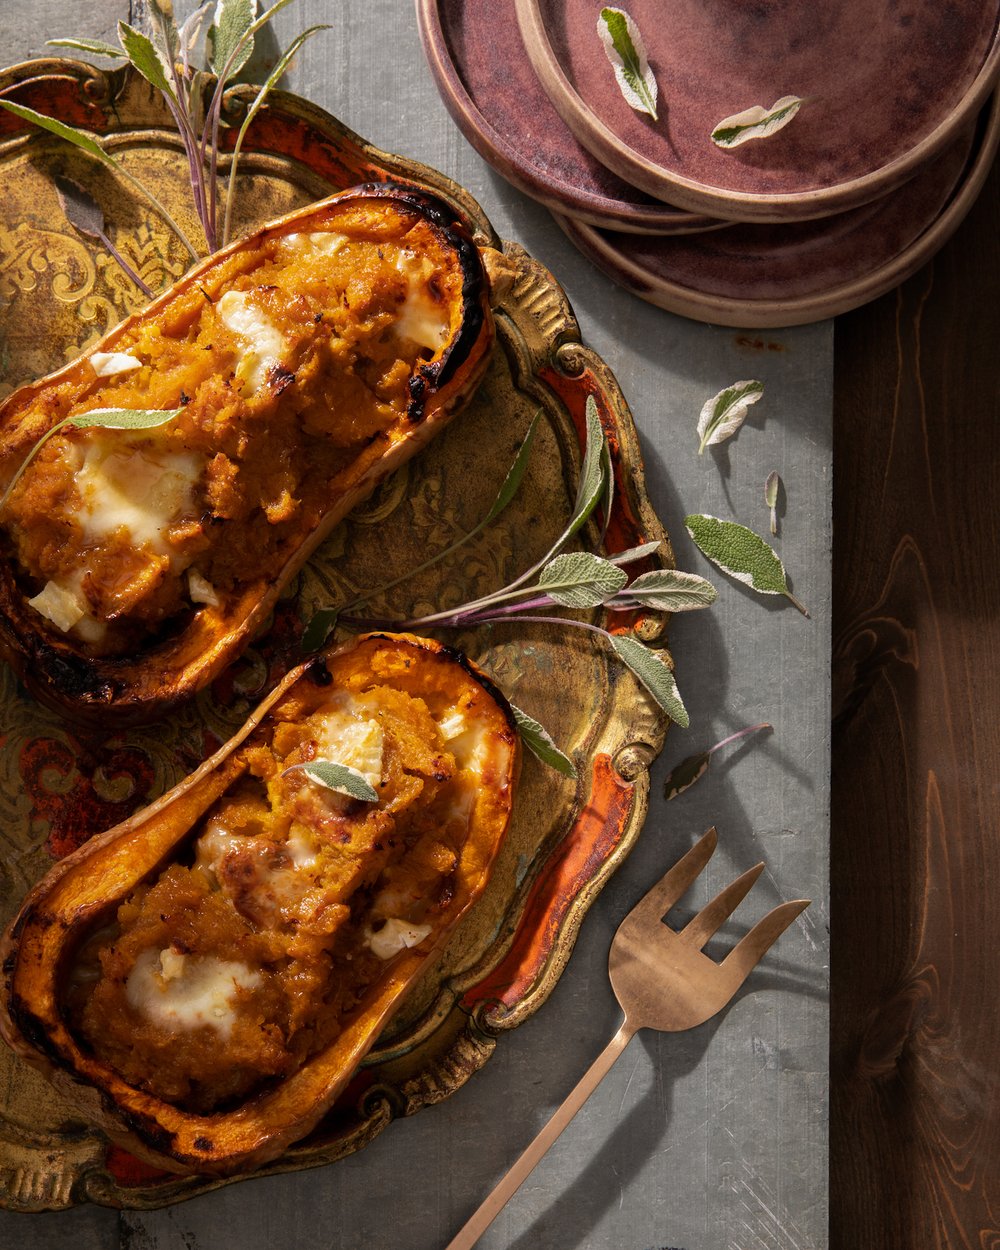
xmin=446 ymin=827 xmax=810 ymax=1250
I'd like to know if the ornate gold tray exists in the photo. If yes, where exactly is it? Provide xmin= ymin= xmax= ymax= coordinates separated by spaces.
xmin=0 ymin=61 xmax=673 ymax=1210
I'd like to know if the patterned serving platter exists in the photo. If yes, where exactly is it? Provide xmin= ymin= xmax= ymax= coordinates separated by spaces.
xmin=0 ymin=60 xmax=673 ymax=1210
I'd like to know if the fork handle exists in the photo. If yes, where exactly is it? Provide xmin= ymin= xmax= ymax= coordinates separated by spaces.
xmin=445 ymin=1020 xmax=636 ymax=1250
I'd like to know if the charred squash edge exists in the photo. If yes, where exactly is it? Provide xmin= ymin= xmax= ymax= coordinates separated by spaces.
xmin=0 ymin=184 xmax=495 ymax=726
xmin=0 ymin=631 xmax=520 ymax=1175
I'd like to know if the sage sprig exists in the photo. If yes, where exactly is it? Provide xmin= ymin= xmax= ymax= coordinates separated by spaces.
xmin=697 ymin=380 xmax=763 ymax=454
xmin=597 ymin=7 xmax=658 ymax=121
xmin=0 ymin=406 xmax=183 ymax=516
xmin=685 ymin=513 xmax=808 ymax=617
xmin=0 ymin=98 xmax=200 ymax=262
xmin=282 ymin=759 xmax=379 ymax=803
xmin=27 ymin=0 xmax=331 ymax=263
xmin=764 ymin=470 xmax=781 ymax=536
xmin=510 ymin=704 xmax=577 ymax=779
xmin=711 ymin=96 xmax=803 ymax=149
xmin=300 ymin=412 xmax=544 ymax=654
xmin=322 ymin=399 xmax=715 ymax=736
xmin=53 ymin=175 xmax=154 ymax=298
xmin=663 ymin=722 xmax=772 ymax=800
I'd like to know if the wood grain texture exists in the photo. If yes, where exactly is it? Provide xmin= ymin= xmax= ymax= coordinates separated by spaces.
xmin=831 ymin=143 xmax=1000 ymax=1247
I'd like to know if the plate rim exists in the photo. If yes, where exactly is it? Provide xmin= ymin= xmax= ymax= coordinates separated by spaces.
xmin=516 ymin=0 xmax=1000 ymax=224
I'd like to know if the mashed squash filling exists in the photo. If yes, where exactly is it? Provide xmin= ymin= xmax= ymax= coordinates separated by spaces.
xmin=67 ymin=667 xmax=489 ymax=1113
xmin=0 ymin=201 xmax=460 ymax=656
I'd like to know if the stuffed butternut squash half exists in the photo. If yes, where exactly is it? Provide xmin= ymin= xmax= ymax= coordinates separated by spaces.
xmin=0 ymin=632 xmax=519 ymax=1175
xmin=0 ymin=184 xmax=495 ymax=724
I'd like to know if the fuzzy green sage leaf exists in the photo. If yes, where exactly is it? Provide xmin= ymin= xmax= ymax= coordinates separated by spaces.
xmin=0 ymin=407 xmax=182 ymax=516
xmin=566 ymin=395 xmax=608 ymax=539
xmin=537 ymin=551 xmax=628 ymax=608
xmin=47 ymin=37 xmax=126 ymax=58
xmin=697 ymin=379 xmax=763 ymax=454
xmin=711 ymin=96 xmax=803 ymax=149
xmin=685 ymin=514 xmax=808 ymax=616
xmin=210 ymin=0 xmax=258 ymax=80
xmin=511 ymin=703 xmax=577 ymax=778
xmin=614 ymin=568 xmax=717 ymax=612
xmin=610 ymin=634 xmax=689 ymax=727
xmin=483 ymin=412 xmax=541 ymax=526
xmin=598 ymin=7 xmax=658 ymax=121
xmin=285 ymin=759 xmax=379 ymax=802
xmin=117 ymin=20 xmax=178 ymax=102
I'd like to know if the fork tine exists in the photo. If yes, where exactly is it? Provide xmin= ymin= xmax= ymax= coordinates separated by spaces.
xmin=679 ymin=861 xmax=765 ymax=950
xmin=624 ymin=827 xmax=718 ymax=928
xmin=719 ymin=898 xmax=811 ymax=987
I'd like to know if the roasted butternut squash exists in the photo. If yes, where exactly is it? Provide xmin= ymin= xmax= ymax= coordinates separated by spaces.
xmin=0 ymin=632 xmax=519 ymax=1175
xmin=0 ymin=184 xmax=495 ymax=724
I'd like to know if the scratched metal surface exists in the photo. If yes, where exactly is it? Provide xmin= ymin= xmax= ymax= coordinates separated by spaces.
xmin=0 ymin=2 xmax=830 ymax=1247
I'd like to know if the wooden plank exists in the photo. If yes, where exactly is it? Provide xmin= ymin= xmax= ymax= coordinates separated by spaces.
xmin=831 ymin=139 xmax=1000 ymax=1245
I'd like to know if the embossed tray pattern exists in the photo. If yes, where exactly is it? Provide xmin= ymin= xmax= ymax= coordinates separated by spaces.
xmin=0 ymin=62 xmax=672 ymax=1210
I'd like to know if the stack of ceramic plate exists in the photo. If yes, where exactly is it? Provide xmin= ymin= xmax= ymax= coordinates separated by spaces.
xmin=417 ymin=0 xmax=1000 ymax=327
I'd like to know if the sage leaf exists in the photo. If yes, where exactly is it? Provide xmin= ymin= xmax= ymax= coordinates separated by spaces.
xmin=711 ymin=96 xmax=803 ymax=149
xmin=117 ymin=21 xmax=178 ymax=102
xmin=301 ymin=606 xmax=338 ymax=654
xmin=599 ymin=436 xmax=614 ymax=542
xmin=597 ymin=7 xmax=658 ymax=121
xmin=566 ymin=395 xmax=607 ymax=539
xmin=286 ymin=760 xmax=378 ymax=803
xmin=0 ymin=407 xmax=182 ymax=516
xmin=609 ymin=540 xmax=662 ymax=566
xmin=53 ymin=175 xmax=106 ymax=241
xmin=46 ymin=37 xmax=126 ymax=58
xmin=765 ymin=469 xmax=781 ymax=536
xmin=0 ymin=99 xmax=116 ymax=167
xmin=483 ymin=411 xmax=540 ymax=525
xmin=664 ymin=722 xmax=772 ymax=800
xmin=511 ymin=704 xmax=577 ymax=778
xmin=685 ymin=514 xmax=809 ymax=616
xmin=614 ymin=568 xmax=717 ymax=612
xmin=697 ymin=379 xmax=763 ymax=454
xmin=662 ymin=750 xmax=711 ymax=801
xmin=537 ymin=551 xmax=628 ymax=608
xmin=610 ymin=634 xmax=689 ymax=727
xmin=67 ymin=407 xmax=183 ymax=431
xmin=210 ymin=0 xmax=257 ymax=80
xmin=54 ymin=176 xmax=155 ymax=297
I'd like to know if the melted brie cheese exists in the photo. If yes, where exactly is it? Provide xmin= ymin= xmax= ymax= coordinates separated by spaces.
xmin=216 ymin=289 xmax=286 ymax=392
xmin=368 ymin=918 xmax=433 ymax=961
xmin=281 ymin=230 xmax=351 ymax=258
xmin=90 ymin=350 xmax=142 ymax=377
xmin=313 ymin=704 xmax=385 ymax=788
xmin=125 ymin=947 xmax=260 ymax=1038
xmin=75 ymin=443 xmax=202 ymax=557
xmin=394 ymin=251 xmax=450 ymax=351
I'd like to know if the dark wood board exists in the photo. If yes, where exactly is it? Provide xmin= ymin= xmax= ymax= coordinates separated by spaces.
xmin=831 ymin=131 xmax=1000 ymax=1248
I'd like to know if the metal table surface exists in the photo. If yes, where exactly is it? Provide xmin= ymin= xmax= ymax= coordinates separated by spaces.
xmin=0 ymin=2 xmax=831 ymax=1247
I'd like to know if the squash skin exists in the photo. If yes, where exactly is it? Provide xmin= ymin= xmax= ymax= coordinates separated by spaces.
xmin=0 ymin=632 xmax=519 ymax=1175
xmin=0 ymin=184 xmax=496 ymax=726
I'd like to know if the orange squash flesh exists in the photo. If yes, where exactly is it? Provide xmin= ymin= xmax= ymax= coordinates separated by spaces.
xmin=0 ymin=185 xmax=495 ymax=725
xmin=0 ymin=633 xmax=519 ymax=1175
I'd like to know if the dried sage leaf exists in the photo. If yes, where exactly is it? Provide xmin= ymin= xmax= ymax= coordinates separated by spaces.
xmin=597 ymin=6 xmax=659 ymax=120
xmin=697 ymin=379 xmax=763 ymax=454
xmin=711 ymin=96 xmax=802 ymax=148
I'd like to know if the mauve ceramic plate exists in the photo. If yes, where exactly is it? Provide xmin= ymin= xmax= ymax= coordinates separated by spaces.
xmin=416 ymin=0 xmax=720 ymax=235
xmin=553 ymin=93 xmax=1000 ymax=327
xmin=518 ymin=0 xmax=1000 ymax=223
